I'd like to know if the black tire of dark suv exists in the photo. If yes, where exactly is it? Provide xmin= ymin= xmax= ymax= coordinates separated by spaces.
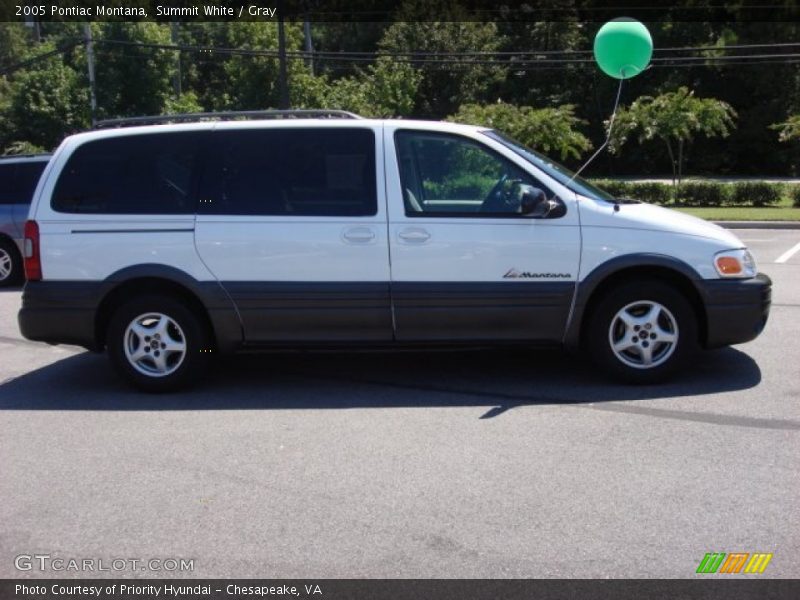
xmin=0 ymin=238 xmax=23 ymax=287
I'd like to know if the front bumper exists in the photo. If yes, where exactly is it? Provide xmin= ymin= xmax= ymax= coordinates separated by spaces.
xmin=698 ymin=273 xmax=771 ymax=349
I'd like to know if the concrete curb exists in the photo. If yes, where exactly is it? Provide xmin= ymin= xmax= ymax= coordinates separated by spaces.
xmin=713 ymin=221 xmax=800 ymax=230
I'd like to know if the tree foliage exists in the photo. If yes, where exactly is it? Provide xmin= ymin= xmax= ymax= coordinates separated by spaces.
xmin=221 ymin=23 xmax=306 ymax=110
xmin=0 ymin=42 xmax=88 ymax=150
xmin=0 ymin=19 xmax=796 ymax=177
xmin=176 ymin=22 xmax=316 ymax=111
xmin=89 ymin=23 xmax=175 ymax=120
xmin=163 ymin=91 xmax=203 ymax=115
xmin=313 ymin=57 xmax=421 ymax=117
xmin=609 ymin=87 xmax=737 ymax=184
xmin=449 ymin=102 xmax=592 ymax=161
xmin=496 ymin=20 xmax=589 ymax=108
xmin=771 ymin=115 xmax=800 ymax=142
xmin=379 ymin=2 xmax=506 ymax=117
xmin=2 ymin=140 xmax=47 ymax=156
xmin=0 ymin=22 xmax=34 ymax=68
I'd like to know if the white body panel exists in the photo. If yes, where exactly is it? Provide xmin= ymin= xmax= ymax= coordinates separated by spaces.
xmin=388 ymin=220 xmax=579 ymax=281
xmin=577 ymin=196 xmax=746 ymax=281
xmin=193 ymin=122 xmax=389 ymax=283
xmin=28 ymin=119 xmax=749 ymax=289
xmin=31 ymin=125 xmax=215 ymax=282
xmin=382 ymin=122 xmax=582 ymax=283
xmin=38 ymin=221 xmax=209 ymax=281
xmin=194 ymin=219 xmax=389 ymax=281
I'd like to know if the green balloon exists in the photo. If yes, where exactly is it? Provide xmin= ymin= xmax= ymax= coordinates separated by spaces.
xmin=593 ymin=18 xmax=653 ymax=79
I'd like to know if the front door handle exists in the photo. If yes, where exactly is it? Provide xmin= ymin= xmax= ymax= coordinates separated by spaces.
xmin=398 ymin=228 xmax=431 ymax=243
xmin=342 ymin=227 xmax=376 ymax=244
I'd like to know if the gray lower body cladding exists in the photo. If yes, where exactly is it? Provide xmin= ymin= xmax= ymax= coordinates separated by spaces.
xmin=19 ymin=280 xmax=575 ymax=351
xmin=17 ymin=275 xmax=770 ymax=352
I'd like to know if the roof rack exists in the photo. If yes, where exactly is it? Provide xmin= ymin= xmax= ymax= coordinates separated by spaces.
xmin=93 ymin=109 xmax=363 ymax=129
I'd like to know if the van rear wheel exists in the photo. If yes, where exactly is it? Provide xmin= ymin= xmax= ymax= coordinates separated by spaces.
xmin=107 ymin=294 xmax=211 ymax=392
xmin=586 ymin=280 xmax=698 ymax=384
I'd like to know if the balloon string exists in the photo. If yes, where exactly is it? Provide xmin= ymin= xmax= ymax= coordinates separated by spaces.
xmin=570 ymin=76 xmax=625 ymax=182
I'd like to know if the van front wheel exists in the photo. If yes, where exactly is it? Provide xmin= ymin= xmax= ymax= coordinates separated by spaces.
xmin=586 ymin=281 xmax=698 ymax=384
xmin=107 ymin=294 xmax=211 ymax=392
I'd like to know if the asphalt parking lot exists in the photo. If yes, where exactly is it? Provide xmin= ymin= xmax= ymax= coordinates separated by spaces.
xmin=1 ymin=229 xmax=798 ymax=579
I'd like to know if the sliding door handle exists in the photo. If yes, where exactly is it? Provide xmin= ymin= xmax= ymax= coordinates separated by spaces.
xmin=398 ymin=228 xmax=431 ymax=243
xmin=342 ymin=227 xmax=376 ymax=244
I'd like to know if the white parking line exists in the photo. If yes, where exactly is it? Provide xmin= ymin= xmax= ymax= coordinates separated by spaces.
xmin=775 ymin=241 xmax=800 ymax=264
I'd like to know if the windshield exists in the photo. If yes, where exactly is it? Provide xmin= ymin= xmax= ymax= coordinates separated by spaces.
xmin=483 ymin=130 xmax=616 ymax=202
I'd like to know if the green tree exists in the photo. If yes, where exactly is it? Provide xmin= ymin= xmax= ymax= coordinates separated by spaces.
xmin=163 ymin=91 xmax=203 ymax=115
xmin=310 ymin=22 xmax=390 ymax=78
xmin=179 ymin=22 xmax=321 ymax=111
xmin=0 ymin=22 xmax=35 ymax=68
xmin=609 ymin=87 xmax=737 ymax=186
xmin=90 ymin=23 xmax=175 ymax=119
xmin=222 ymin=22 xmax=300 ymax=109
xmin=311 ymin=56 xmax=420 ymax=117
xmin=2 ymin=140 xmax=47 ymax=156
xmin=0 ymin=42 xmax=88 ymax=150
xmin=379 ymin=2 xmax=506 ymax=117
xmin=175 ymin=22 xmax=228 ymax=110
xmin=496 ymin=20 xmax=589 ymax=108
xmin=771 ymin=115 xmax=800 ymax=142
xmin=448 ymin=102 xmax=592 ymax=161
xmin=362 ymin=56 xmax=420 ymax=117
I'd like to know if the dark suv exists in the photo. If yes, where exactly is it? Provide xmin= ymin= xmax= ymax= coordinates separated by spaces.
xmin=0 ymin=154 xmax=50 ymax=286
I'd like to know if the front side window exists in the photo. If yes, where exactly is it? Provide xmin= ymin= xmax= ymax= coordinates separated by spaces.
xmin=199 ymin=128 xmax=377 ymax=217
xmin=52 ymin=133 xmax=202 ymax=214
xmin=395 ymin=130 xmax=549 ymax=217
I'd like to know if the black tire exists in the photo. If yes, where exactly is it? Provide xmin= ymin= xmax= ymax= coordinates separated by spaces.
xmin=0 ymin=238 xmax=23 ymax=287
xmin=106 ymin=294 xmax=212 ymax=392
xmin=585 ymin=280 xmax=699 ymax=384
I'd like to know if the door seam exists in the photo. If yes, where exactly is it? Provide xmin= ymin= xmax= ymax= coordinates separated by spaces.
xmin=382 ymin=123 xmax=398 ymax=340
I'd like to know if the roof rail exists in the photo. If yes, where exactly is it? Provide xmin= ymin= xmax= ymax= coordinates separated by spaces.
xmin=94 ymin=109 xmax=363 ymax=129
xmin=0 ymin=153 xmax=51 ymax=159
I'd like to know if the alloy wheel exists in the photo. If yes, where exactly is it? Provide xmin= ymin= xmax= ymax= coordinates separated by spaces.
xmin=123 ymin=312 xmax=187 ymax=377
xmin=0 ymin=247 xmax=12 ymax=281
xmin=608 ymin=300 xmax=679 ymax=369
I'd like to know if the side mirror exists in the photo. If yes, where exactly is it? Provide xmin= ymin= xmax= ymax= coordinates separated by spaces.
xmin=518 ymin=185 xmax=567 ymax=218
xmin=519 ymin=186 xmax=547 ymax=216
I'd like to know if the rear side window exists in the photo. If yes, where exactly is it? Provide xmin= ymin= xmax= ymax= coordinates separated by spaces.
xmin=199 ymin=128 xmax=377 ymax=217
xmin=52 ymin=133 xmax=203 ymax=214
xmin=0 ymin=161 xmax=47 ymax=205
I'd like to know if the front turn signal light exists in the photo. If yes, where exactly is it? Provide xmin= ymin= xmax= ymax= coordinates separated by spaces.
xmin=714 ymin=249 xmax=756 ymax=279
xmin=716 ymin=256 xmax=742 ymax=275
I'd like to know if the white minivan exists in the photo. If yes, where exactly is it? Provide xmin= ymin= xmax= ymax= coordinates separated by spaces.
xmin=19 ymin=111 xmax=771 ymax=391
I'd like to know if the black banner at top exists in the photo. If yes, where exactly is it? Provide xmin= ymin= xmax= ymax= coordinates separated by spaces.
xmin=3 ymin=0 xmax=800 ymax=22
